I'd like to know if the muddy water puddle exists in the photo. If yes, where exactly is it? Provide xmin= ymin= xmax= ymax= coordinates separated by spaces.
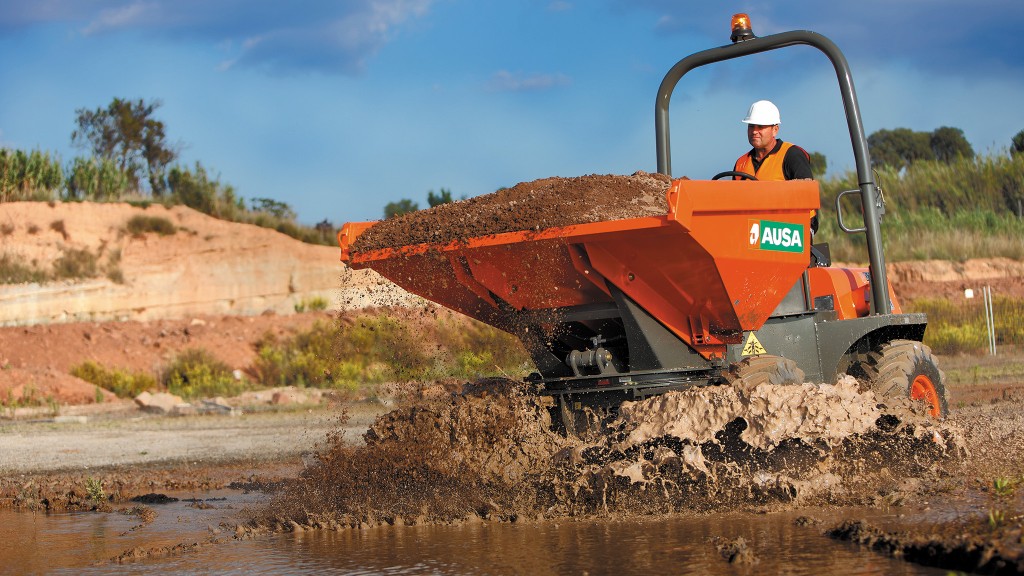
xmin=1 ymin=489 xmax=948 ymax=575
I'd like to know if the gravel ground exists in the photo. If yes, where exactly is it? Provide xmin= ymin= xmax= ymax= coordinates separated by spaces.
xmin=0 ymin=402 xmax=386 ymax=475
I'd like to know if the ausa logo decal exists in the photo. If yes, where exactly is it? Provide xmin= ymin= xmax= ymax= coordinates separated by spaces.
xmin=748 ymin=220 xmax=805 ymax=253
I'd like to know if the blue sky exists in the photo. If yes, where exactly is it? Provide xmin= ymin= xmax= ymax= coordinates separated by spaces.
xmin=0 ymin=1 xmax=1021 ymax=225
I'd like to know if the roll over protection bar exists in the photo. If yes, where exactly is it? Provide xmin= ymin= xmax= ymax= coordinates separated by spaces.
xmin=654 ymin=29 xmax=892 ymax=315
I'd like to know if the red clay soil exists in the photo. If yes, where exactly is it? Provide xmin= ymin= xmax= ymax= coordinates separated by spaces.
xmin=0 ymin=311 xmax=334 ymax=406
xmin=351 ymin=172 xmax=672 ymax=252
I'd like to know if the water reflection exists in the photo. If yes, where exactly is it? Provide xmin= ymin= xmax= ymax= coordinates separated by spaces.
xmin=1 ymin=496 xmax=950 ymax=575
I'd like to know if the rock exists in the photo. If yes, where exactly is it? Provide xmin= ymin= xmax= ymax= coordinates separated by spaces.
xmin=271 ymin=387 xmax=322 ymax=406
xmin=131 ymin=493 xmax=179 ymax=504
xmin=134 ymin=391 xmax=187 ymax=414
xmin=53 ymin=415 xmax=88 ymax=424
xmin=171 ymin=403 xmax=197 ymax=416
xmin=198 ymin=398 xmax=241 ymax=416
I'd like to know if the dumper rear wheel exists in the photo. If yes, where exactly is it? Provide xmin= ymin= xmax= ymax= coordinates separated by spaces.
xmin=725 ymin=355 xmax=805 ymax=392
xmin=856 ymin=340 xmax=948 ymax=419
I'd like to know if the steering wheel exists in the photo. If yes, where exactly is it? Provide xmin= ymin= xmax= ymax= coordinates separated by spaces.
xmin=711 ymin=170 xmax=758 ymax=181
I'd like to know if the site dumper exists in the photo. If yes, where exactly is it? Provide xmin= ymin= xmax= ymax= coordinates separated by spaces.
xmin=339 ymin=15 xmax=948 ymax=432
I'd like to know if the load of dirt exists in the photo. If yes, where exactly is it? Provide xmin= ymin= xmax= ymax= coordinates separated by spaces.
xmin=253 ymin=376 xmax=962 ymax=530
xmin=351 ymin=172 xmax=672 ymax=252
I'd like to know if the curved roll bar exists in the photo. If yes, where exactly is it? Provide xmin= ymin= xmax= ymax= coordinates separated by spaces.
xmin=654 ymin=29 xmax=892 ymax=315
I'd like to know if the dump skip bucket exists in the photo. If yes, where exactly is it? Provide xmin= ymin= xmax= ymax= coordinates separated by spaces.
xmin=341 ymin=179 xmax=819 ymax=358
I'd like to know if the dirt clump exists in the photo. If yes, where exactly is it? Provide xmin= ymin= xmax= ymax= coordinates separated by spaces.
xmin=713 ymin=536 xmax=758 ymax=565
xmin=826 ymin=519 xmax=1024 ymax=574
xmin=351 ymin=172 xmax=672 ymax=252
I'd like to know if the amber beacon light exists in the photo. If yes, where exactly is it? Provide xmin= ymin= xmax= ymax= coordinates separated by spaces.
xmin=730 ymin=13 xmax=755 ymax=42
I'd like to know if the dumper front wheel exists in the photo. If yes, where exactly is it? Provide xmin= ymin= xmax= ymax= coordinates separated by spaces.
xmin=857 ymin=340 xmax=948 ymax=419
xmin=725 ymin=355 xmax=805 ymax=392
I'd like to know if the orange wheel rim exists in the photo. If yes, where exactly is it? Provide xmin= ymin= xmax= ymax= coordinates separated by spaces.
xmin=910 ymin=374 xmax=941 ymax=418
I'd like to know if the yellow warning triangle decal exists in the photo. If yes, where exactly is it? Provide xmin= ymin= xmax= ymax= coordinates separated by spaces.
xmin=742 ymin=332 xmax=766 ymax=356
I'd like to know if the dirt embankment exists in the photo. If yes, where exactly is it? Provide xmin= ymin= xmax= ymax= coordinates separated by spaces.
xmin=0 ymin=201 xmax=397 ymax=327
xmin=0 ymin=311 xmax=336 ymax=408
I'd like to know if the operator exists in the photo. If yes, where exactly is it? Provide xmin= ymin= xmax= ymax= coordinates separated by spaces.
xmin=734 ymin=100 xmax=812 ymax=180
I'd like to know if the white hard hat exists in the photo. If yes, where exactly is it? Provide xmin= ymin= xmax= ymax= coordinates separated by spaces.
xmin=742 ymin=100 xmax=781 ymax=125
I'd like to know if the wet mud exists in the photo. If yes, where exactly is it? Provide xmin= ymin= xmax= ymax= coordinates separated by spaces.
xmin=254 ymin=376 xmax=963 ymax=532
xmin=826 ymin=519 xmax=1024 ymax=575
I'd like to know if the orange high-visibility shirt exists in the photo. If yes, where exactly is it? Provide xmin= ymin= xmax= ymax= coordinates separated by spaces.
xmin=734 ymin=141 xmax=796 ymax=181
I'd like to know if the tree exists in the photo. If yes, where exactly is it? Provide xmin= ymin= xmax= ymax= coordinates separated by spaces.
xmin=868 ymin=128 xmax=932 ymax=169
xmin=314 ymin=219 xmax=335 ymax=242
xmin=427 ymin=188 xmax=454 ymax=207
xmin=71 ymin=98 xmax=178 ymax=195
xmin=807 ymin=151 xmax=827 ymax=178
xmin=1012 ymin=129 xmax=1024 ymax=155
xmin=930 ymin=126 xmax=974 ymax=162
xmin=168 ymin=162 xmax=240 ymax=218
xmin=384 ymin=199 xmax=419 ymax=219
xmin=868 ymin=126 xmax=977 ymax=169
xmin=249 ymin=197 xmax=296 ymax=221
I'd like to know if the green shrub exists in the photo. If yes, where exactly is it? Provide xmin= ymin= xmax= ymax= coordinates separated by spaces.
xmin=294 ymin=296 xmax=329 ymax=313
xmin=52 ymin=248 xmax=98 ymax=280
xmin=162 ymin=348 xmax=244 ymax=399
xmin=70 ymin=361 xmax=158 ymax=398
xmin=251 ymin=312 xmax=531 ymax=390
xmin=126 ymin=214 xmax=177 ymax=236
xmin=65 ymin=156 xmax=132 ymax=200
xmin=253 ymin=321 xmax=357 ymax=388
xmin=910 ymin=296 xmax=1024 ymax=354
xmin=0 ymin=254 xmax=48 ymax=284
xmin=49 ymin=219 xmax=68 ymax=239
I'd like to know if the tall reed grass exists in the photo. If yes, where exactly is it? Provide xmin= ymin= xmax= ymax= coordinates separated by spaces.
xmin=816 ymin=153 xmax=1024 ymax=262
xmin=1 ymin=148 xmax=336 ymax=246
xmin=0 ymin=149 xmax=63 ymax=202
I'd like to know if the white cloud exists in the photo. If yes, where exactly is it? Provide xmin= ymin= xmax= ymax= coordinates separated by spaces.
xmin=81 ymin=1 xmax=157 ymax=35
xmin=0 ymin=0 xmax=437 ymax=75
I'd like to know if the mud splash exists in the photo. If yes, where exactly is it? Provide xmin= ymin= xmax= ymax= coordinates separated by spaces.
xmin=255 ymin=375 xmax=963 ymax=531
